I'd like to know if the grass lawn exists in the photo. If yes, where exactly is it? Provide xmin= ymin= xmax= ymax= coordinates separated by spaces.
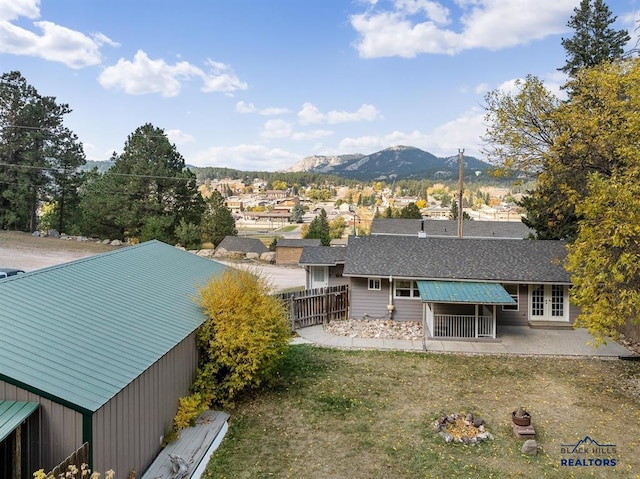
xmin=204 ymin=345 xmax=640 ymax=479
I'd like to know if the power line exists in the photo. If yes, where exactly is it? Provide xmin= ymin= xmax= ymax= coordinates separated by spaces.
xmin=0 ymin=163 xmax=197 ymax=181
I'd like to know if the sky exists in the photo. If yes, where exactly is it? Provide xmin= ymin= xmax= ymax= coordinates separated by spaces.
xmin=1 ymin=0 xmax=639 ymax=172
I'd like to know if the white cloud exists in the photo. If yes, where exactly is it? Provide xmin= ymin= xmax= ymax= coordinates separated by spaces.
xmin=99 ymin=51 xmax=247 ymax=97
xmin=0 ymin=0 xmax=40 ymax=21
xmin=298 ymin=102 xmax=326 ymax=124
xmin=236 ymin=101 xmax=257 ymax=113
xmin=167 ymin=129 xmax=195 ymax=145
xmin=259 ymin=106 xmax=290 ymax=115
xmin=236 ymin=101 xmax=289 ymax=115
xmin=327 ymin=104 xmax=381 ymax=124
xmin=200 ymin=59 xmax=247 ymax=94
xmin=189 ymin=144 xmax=300 ymax=170
xmin=261 ymin=119 xmax=294 ymax=139
xmin=298 ymin=102 xmax=382 ymax=124
xmin=0 ymin=0 xmax=115 ymax=68
xmin=351 ymin=0 xmax=576 ymax=58
xmin=338 ymin=106 xmax=485 ymax=157
xmin=99 ymin=50 xmax=201 ymax=96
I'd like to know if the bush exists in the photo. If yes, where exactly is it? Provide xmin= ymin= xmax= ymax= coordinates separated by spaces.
xmin=174 ymin=392 xmax=208 ymax=432
xmin=194 ymin=269 xmax=290 ymax=407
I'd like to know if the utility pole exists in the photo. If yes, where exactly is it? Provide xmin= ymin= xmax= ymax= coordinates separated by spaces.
xmin=458 ymin=149 xmax=464 ymax=239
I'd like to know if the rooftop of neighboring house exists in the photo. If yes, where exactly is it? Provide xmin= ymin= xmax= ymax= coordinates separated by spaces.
xmin=343 ymin=235 xmax=570 ymax=284
xmin=371 ymin=218 xmax=534 ymax=239
xmin=298 ymin=245 xmax=346 ymax=266
xmin=215 ymin=236 xmax=268 ymax=254
xmin=277 ymin=238 xmax=322 ymax=248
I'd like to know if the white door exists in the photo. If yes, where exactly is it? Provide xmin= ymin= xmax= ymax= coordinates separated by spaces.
xmin=529 ymin=284 xmax=568 ymax=321
xmin=311 ymin=266 xmax=329 ymax=289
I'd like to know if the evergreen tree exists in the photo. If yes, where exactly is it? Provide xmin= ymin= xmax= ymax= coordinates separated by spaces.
xmin=201 ymin=190 xmax=237 ymax=247
xmin=80 ymin=123 xmax=204 ymax=242
xmin=559 ymin=0 xmax=629 ymax=78
xmin=0 ymin=71 xmax=82 ymax=232
xmin=399 ymin=202 xmax=422 ymax=219
xmin=304 ymin=208 xmax=330 ymax=245
xmin=290 ymin=203 xmax=305 ymax=223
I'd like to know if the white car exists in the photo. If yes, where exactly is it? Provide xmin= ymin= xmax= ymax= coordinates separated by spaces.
xmin=0 ymin=267 xmax=25 ymax=279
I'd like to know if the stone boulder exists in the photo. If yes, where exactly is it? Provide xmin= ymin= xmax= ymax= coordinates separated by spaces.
xmin=521 ymin=439 xmax=538 ymax=455
xmin=260 ymin=251 xmax=276 ymax=263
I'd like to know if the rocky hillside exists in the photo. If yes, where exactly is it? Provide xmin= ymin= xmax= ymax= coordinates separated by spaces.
xmin=288 ymin=145 xmax=492 ymax=181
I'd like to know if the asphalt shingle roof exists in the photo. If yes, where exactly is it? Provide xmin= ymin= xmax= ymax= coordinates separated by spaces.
xmin=298 ymin=246 xmax=346 ymax=266
xmin=216 ymin=236 xmax=268 ymax=254
xmin=277 ymin=238 xmax=321 ymax=247
xmin=0 ymin=241 xmax=227 ymax=413
xmin=371 ymin=219 xmax=533 ymax=239
xmin=343 ymin=235 xmax=570 ymax=283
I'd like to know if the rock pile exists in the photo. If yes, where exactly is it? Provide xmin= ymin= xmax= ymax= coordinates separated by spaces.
xmin=433 ymin=413 xmax=493 ymax=445
xmin=324 ymin=319 xmax=422 ymax=340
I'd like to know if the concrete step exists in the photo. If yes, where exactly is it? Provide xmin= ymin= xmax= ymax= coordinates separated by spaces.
xmin=528 ymin=321 xmax=574 ymax=330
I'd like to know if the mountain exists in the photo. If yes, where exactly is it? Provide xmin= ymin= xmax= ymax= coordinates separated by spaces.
xmin=288 ymin=145 xmax=493 ymax=181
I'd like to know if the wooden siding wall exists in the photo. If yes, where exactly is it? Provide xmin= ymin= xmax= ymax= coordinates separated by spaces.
xmin=91 ymin=332 xmax=199 ymax=477
xmin=329 ymin=264 xmax=349 ymax=287
xmin=276 ymin=247 xmax=303 ymax=265
xmin=0 ymin=380 xmax=84 ymax=473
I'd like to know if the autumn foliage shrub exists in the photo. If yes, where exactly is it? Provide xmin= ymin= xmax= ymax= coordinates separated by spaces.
xmin=194 ymin=268 xmax=290 ymax=407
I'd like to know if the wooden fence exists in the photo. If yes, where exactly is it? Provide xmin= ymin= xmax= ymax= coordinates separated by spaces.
xmin=48 ymin=442 xmax=89 ymax=477
xmin=277 ymin=285 xmax=348 ymax=330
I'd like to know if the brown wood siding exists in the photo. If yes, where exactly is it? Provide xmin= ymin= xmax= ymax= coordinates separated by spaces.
xmin=91 ymin=333 xmax=199 ymax=477
xmin=276 ymin=247 xmax=304 ymax=265
xmin=0 ymin=381 xmax=84 ymax=473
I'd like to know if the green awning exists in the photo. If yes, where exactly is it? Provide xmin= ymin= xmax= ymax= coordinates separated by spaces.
xmin=0 ymin=401 xmax=39 ymax=442
xmin=417 ymin=281 xmax=516 ymax=305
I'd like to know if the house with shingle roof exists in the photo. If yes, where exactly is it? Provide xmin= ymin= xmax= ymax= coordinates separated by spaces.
xmin=300 ymin=235 xmax=575 ymax=340
xmin=276 ymin=238 xmax=321 ymax=265
xmin=298 ymin=246 xmax=347 ymax=289
xmin=214 ymin=235 xmax=269 ymax=258
xmin=0 ymin=241 xmax=229 ymax=478
xmin=371 ymin=218 xmax=534 ymax=239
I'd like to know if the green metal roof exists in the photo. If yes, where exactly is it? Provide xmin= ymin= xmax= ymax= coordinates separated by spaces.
xmin=0 ymin=401 xmax=39 ymax=442
xmin=0 ymin=241 xmax=227 ymax=413
xmin=417 ymin=280 xmax=516 ymax=304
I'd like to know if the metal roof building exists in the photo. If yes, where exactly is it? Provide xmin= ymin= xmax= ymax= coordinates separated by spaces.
xmin=0 ymin=241 xmax=227 ymax=477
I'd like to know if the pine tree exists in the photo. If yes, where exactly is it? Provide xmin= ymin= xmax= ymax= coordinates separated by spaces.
xmin=201 ymin=190 xmax=237 ymax=247
xmin=304 ymin=208 xmax=330 ymax=245
xmin=559 ymin=0 xmax=629 ymax=78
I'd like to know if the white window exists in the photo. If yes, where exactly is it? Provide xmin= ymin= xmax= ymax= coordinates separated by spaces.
xmin=313 ymin=268 xmax=325 ymax=282
xmin=502 ymin=284 xmax=519 ymax=311
xmin=368 ymin=278 xmax=381 ymax=290
xmin=394 ymin=280 xmax=420 ymax=298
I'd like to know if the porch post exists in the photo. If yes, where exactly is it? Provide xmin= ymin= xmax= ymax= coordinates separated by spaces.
xmin=474 ymin=304 xmax=479 ymax=338
xmin=492 ymin=305 xmax=496 ymax=339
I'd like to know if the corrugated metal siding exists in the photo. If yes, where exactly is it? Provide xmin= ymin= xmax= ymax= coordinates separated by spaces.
xmin=0 ymin=241 xmax=227 ymax=413
xmin=92 ymin=332 xmax=199 ymax=476
xmin=0 ymin=380 xmax=83 ymax=472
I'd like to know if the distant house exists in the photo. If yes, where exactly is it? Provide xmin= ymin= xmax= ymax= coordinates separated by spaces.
xmin=0 ymin=241 xmax=228 ymax=478
xmin=301 ymin=235 xmax=575 ymax=339
xmin=276 ymin=238 xmax=321 ymax=265
xmin=371 ymin=218 xmax=533 ymax=239
xmin=214 ymin=236 xmax=268 ymax=258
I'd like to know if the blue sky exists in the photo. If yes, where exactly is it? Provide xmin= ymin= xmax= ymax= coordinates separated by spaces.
xmin=1 ymin=0 xmax=638 ymax=171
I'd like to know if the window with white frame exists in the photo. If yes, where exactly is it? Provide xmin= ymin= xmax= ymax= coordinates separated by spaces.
xmin=502 ymin=284 xmax=519 ymax=311
xmin=394 ymin=279 xmax=420 ymax=298
xmin=368 ymin=278 xmax=381 ymax=290
xmin=313 ymin=267 xmax=325 ymax=282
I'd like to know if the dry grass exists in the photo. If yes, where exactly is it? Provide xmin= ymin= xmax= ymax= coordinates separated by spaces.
xmin=0 ymin=230 xmax=116 ymax=254
xmin=205 ymin=346 xmax=640 ymax=479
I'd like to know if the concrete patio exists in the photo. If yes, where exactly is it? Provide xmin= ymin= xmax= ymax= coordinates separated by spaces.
xmin=293 ymin=324 xmax=636 ymax=358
